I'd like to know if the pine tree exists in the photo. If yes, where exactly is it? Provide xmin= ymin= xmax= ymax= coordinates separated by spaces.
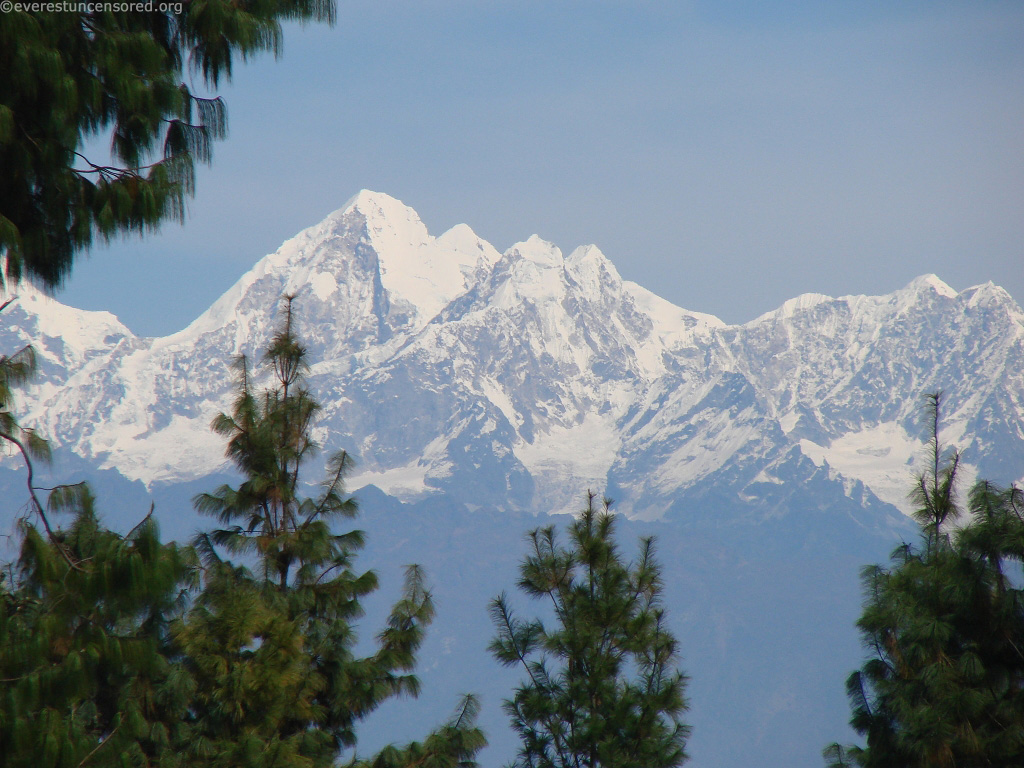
xmin=490 ymin=492 xmax=690 ymax=768
xmin=0 ymin=0 xmax=334 ymax=288
xmin=826 ymin=393 xmax=1024 ymax=767
xmin=181 ymin=295 xmax=486 ymax=767
xmin=0 ymin=486 xmax=196 ymax=768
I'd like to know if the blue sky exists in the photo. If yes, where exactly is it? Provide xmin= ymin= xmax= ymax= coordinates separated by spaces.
xmin=61 ymin=0 xmax=1023 ymax=337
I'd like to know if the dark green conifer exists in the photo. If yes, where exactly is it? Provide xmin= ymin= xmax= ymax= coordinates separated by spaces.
xmin=0 ymin=486 xmax=195 ymax=768
xmin=827 ymin=393 xmax=1024 ymax=767
xmin=182 ymin=295 xmax=486 ymax=767
xmin=490 ymin=492 xmax=690 ymax=768
xmin=0 ymin=0 xmax=334 ymax=288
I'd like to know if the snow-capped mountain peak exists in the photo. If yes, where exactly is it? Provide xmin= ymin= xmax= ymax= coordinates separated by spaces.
xmin=487 ymin=237 xmax=568 ymax=307
xmin=748 ymin=291 xmax=834 ymax=324
xmin=906 ymin=273 xmax=957 ymax=298
xmin=564 ymin=244 xmax=622 ymax=294
xmin=506 ymin=235 xmax=563 ymax=265
xmin=341 ymin=188 xmax=431 ymax=260
xmin=338 ymin=190 xmax=500 ymax=326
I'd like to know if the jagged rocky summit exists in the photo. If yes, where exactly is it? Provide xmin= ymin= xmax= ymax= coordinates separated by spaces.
xmin=4 ymin=190 xmax=1023 ymax=529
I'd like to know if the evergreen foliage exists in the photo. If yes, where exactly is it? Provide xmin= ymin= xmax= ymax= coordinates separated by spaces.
xmin=490 ymin=492 xmax=689 ymax=768
xmin=826 ymin=393 xmax=1024 ymax=767
xmin=0 ymin=487 xmax=195 ymax=768
xmin=0 ymin=0 xmax=334 ymax=288
xmin=182 ymin=295 xmax=486 ymax=767
xmin=1 ymin=333 xmax=49 ymax=478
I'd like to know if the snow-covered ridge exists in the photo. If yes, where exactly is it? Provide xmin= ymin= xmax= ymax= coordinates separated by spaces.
xmin=3 ymin=191 xmax=1023 ymax=524
xmin=3 ymin=281 xmax=134 ymax=356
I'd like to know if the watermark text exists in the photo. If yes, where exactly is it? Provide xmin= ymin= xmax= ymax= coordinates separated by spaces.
xmin=1 ymin=1 xmax=185 ymax=13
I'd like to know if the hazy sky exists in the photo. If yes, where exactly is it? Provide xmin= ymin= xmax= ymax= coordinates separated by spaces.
xmin=58 ymin=0 xmax=1023 ymax=337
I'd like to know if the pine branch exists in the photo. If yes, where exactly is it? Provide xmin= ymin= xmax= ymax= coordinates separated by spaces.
xmin=76 ymin=720 xmax=120 ymax=768
xmin=0 ymin=430 xmax=81 ymax=570
xmin=123 ymin=503 xmax=156 ymax=540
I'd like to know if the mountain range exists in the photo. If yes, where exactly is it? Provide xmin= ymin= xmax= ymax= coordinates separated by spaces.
xmin=2 ymin=190 xmax=1023 ymax=767
xmin=4 ymin=190 xmax=1022 ymax=518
